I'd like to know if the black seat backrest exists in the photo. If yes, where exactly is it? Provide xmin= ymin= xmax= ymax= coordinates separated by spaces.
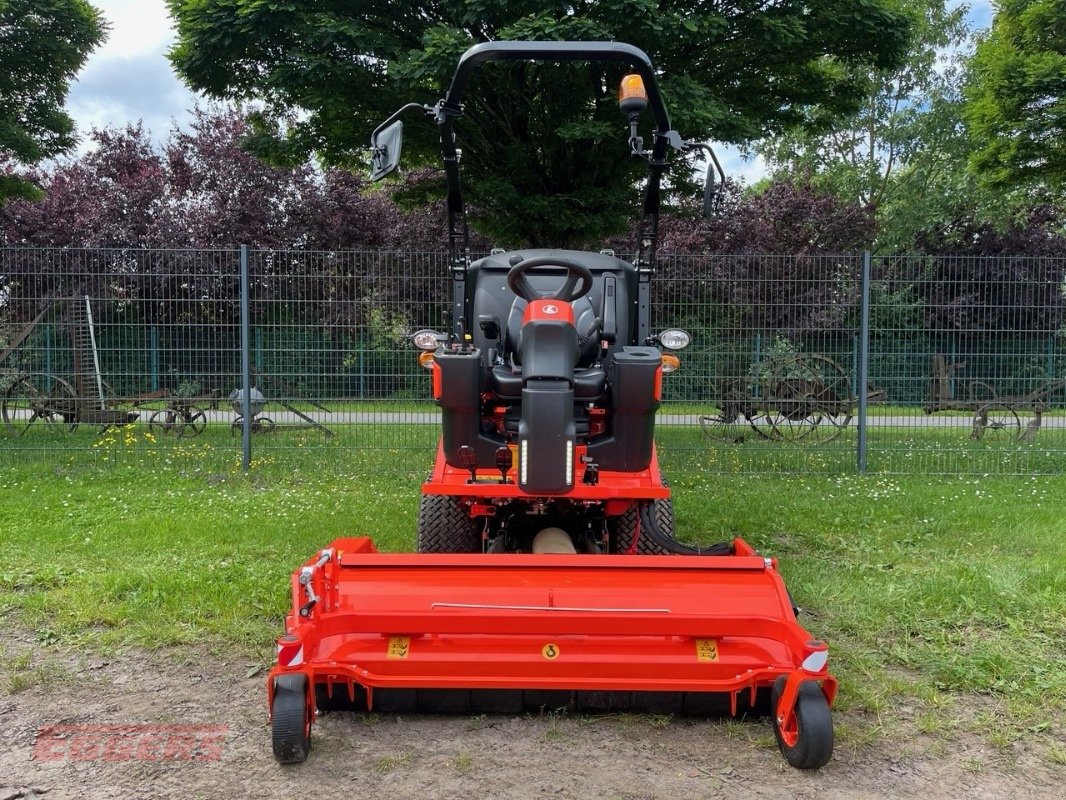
xmin=506 ymin=296 xmax=599 ymax=367
xmin=466 ymin=249 xmax=638 ymax=360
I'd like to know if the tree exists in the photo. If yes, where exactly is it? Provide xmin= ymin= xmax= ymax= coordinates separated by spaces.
xmin=605 ymin=180 xmax=876 ymax=334
xmin=0 ymin=107 xmax=486 ymax=252
xmin=0 ymin=0 xmax=106 ymax=204
xmin=963 ymin=0 xmax=1066 ymax=193
xmin=0 ymin=108 xmax=491 ymax=335
xmin=161 ymin=107 xmax=324 ymax=249
xmin=166 ymin=0 xmax=910 ymax=248
xmin=755 ymin=0 xmax=975 ymax=250
xmin=0 ymin=124 xmax=169 ymax=248
xmin=610 ymin=180 xmax=875 ymax=255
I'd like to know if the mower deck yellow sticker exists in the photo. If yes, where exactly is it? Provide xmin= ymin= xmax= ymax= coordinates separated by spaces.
xmin=542 ymin=643 xmax=560 ymax=660
xmin=387 ymin=636 xmax=411 ymax=659
xmin=695 ymin=639 xmax=719 ymax=662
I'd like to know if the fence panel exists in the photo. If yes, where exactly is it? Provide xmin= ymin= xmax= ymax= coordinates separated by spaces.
xmin=2 ymin=247 xmax=1064 ymax=474
xmin=0 ymin=248 xmax=240 ymax=465
xmin=866 ymin=254 xmax=1066 ymax=474
xmin=650 ymin=253 xmax=862 ymax=474
xmin=243 ymin=249 xmax=447 ymax=458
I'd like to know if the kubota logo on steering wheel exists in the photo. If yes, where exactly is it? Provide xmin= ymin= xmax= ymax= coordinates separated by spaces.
xmin=542 ymin=304 xmax=559 ymax=314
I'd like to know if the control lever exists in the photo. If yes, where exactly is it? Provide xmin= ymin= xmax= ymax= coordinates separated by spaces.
xmin=602 ymin=275 xmax=617 ymax=344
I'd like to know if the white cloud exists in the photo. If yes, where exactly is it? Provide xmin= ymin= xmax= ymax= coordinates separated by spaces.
xmin=716 ymin=145 xmax=768 ymax=187
xmin=68 ymin=45 xmax=197 ymax=138
xmin=93 ymin=0 xmax=176 ymax=58
xmin=66 ymin=0 xmax=200 ymax=147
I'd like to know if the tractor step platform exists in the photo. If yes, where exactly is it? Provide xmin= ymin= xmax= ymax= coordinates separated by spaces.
xmin=267 ymin=537 xmax=837 ymax=768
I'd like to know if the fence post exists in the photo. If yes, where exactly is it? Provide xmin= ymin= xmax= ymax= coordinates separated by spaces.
xmin=240 ymin=245 xmax=252 ymax=472
xmin=857 ymin=250 xmax=871 ymax=474
xmin=150 ymin=325 xmax=159 ymax=392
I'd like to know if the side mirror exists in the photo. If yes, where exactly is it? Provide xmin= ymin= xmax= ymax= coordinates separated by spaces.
xmin=702 ymin=160 xmax=718 ymax=218
xmin=701 ymin=146 xmax=726 ymax=218
xmin=370 ymin=120 xmax=404 ymax=181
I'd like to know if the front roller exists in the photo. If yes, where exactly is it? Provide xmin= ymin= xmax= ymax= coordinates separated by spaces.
xmin=267 ymin=537 xmax=837 ymax=769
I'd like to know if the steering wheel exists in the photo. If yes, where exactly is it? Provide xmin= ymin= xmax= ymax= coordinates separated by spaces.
xmin=506 ymin=256 xmax=594 ymax=302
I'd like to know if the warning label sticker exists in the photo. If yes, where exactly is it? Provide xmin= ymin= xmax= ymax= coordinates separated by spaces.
xmin=695 ymin=639 xmax=719 ymax=662
xmin=541 ymin=643 xmax=560 ymax=660
xmin=386 ymin=636 xmax=411 ymax=660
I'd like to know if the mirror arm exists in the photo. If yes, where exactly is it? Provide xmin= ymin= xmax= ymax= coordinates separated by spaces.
xmin=706 ymin=146 xmax=726 ymax=189
xmin=370 ymin=103 xmax=435 ymax=181
xmin=682 ymin=141 xmax=727 ymax=217
xmin=685 ymin=141 xmax=726 ymax=186
xmin=371 ymin=103 xmax=433 ymax=142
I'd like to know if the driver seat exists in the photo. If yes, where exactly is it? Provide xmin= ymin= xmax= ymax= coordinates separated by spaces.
xmin=507 ymin=296 xmax=600 ymax=366
xmin=490 ymin=294 xmax=607 ymax=401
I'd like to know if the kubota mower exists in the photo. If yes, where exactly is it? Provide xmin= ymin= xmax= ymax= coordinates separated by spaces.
xmin=268 ymin=41 xmax=837 ymax=770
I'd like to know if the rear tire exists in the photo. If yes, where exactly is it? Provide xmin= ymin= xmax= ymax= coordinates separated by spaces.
xmin=609 ymin=498 xmax=675 ymax=554
xmin=272 ymin=674 xmax=311 ymax=764
xmin=417 ymin=494 xmax=481 ymax=553
xmin=770 ymin=676 xmax=834 ymax=769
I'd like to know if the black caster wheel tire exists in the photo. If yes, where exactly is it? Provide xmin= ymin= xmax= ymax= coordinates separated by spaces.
xmin=771 ymin=675 xmax=834 ymax=770
xmin=272 ymin=673 xmax=311 ymax=764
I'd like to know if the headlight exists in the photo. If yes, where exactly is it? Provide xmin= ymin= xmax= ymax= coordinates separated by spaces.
xmin=411 ymin=329 xmax=443 ymax=351
xmin=659 ymin=329 xmax=691 ymax=350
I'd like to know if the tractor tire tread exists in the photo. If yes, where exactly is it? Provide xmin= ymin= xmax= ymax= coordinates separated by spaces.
xmin=417 ymin=494 xmax=480 ymax=553
xmin=610 ymin=497 xmax=675 ymax=555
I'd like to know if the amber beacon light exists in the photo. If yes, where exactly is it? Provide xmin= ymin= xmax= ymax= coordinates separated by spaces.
xmin=618 ymin=73 xmax=648 ymax=115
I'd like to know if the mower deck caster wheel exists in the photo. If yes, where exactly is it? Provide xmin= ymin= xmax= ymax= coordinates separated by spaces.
xmin=770 ymin=675 xmax=833 ymax=770
xmin=272 ymin=673 xmax=311 ymax=764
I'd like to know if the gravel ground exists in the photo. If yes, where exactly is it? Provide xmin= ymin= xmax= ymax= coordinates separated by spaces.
xmin=1 ymin=626 xmax=1061 ymax=800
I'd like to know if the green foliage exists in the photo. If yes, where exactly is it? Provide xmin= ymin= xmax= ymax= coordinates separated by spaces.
xmin=757 ymin=1 xmax=981 ymax=251
xmin=166 ymin=0 xmax=911 ymax=247
xmin=963 ymin=0 xmax=1066 ymax=193
xmin=0 ymin=0 xmax=107 ymax=204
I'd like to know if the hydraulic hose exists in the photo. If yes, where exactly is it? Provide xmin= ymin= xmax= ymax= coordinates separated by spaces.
xmin=637 ymin=501 xmax=734 ymax=556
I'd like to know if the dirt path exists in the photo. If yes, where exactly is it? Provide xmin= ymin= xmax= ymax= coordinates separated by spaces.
xmin=0 ymin=632 xmax=1059 ymax=800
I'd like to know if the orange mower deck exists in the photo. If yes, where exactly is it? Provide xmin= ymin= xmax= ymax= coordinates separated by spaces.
xmin=268 ymin=537 xmax=837 ymax=764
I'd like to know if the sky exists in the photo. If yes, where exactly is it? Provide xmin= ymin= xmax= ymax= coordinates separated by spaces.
xmin=66 ymin=1 xmax=197 ymax=145
xmin=66 ymin=0 xmax=996 ymax=182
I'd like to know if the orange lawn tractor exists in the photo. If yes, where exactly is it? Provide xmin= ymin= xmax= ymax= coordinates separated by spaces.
xmin=268 ymin=41 xmax=837 ymax=771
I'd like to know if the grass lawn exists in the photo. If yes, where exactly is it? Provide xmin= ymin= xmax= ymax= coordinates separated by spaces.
xmin=0 ymin=426 xmax=1063 ymax=764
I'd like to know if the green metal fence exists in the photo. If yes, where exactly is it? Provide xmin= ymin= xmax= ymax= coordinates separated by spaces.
xmin=2 ymin=247 xmax=1064 ymax=474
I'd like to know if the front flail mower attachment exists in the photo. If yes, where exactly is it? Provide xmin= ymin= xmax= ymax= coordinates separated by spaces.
xmin=268 ymin=537 xmax=837 ymax=769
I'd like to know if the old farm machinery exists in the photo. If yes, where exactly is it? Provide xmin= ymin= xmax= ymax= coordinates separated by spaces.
xmin=699 ymin=352 xmax=856 ymax=444
xmin=267 ymin=42 xmax=837 ymax=771
xmin=925 ymin=354 xmax=1062 ymax=440
xmin=0 ymin=296 xmax=217 ymax=438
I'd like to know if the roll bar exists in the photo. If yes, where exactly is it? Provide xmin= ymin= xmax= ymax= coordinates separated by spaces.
xmin=438 ymin=41 xmax=672 ymax=134
xmin=371 ymin=41 xmax=687 ymax=338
